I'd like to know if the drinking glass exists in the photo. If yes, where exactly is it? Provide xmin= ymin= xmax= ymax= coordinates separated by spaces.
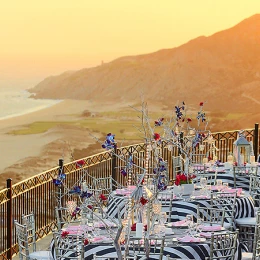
xmin=158 ymin=224 xmax=166 ymax=237
xmin=216 ymin=180 xmax=223 ymax=192
xmin=160 ymin=212 xmax=168 ymax=224
xmin=178 ymin=186 xmax=184 ymax=199
xmin=200 ymin=178 xmax=207 ymax=188
xmin=185 ymin=215 xmax=194 ymax=235
xmin=196 ymin=218 xmax=203 ymax=233
xmin=223 ymin=182 xmax=229 ymax=190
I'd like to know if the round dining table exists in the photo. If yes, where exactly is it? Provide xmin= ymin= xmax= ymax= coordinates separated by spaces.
xmin=107 ymin=190 xmax=255 ymax=222
xmin=50 ymin=228 xmax=242 ymax=260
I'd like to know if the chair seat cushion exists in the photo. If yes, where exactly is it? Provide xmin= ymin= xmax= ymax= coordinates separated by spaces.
xmin=235 ymin=217 xmax=256 ymax=226
xmin=29 ymin=251 xmax=53 ymax=260
xmin=242 ymin=252 xmax=253 ymax=260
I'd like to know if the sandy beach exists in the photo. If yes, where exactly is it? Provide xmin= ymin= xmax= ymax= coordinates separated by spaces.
xmin=0 ymin=99 xmax=106 ymax=188
xmin=0 ymin=97 xmax=152 ymax=189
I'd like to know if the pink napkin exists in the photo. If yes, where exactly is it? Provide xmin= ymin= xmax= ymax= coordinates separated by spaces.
xmin=222 ymin=188 xmax=242 ymax=196
xmin=177 ymin=235 xmax=201 ymax=242
xmin=91 ymin=236 xmax=111 ymax=243
xmin=94 ymin=220 xmax=116 ymax=228
xmin=192 ymin=195 xmax=210 ymax=199
xmin=115 ymin=189 xmax=132 ymax=195
xmin=201 ymin=225 xmax=222 ymax=232
xmin=171 ymin=219 xmax=188 ymax=227
xmin=199 ymin=232 xmax=211 ymax=238
xmin=64 ymin=225 xmax=93 ymax=233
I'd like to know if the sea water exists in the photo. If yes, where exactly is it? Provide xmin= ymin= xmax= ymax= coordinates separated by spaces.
xmin=0 ymin=87 xmax=61 ymax=120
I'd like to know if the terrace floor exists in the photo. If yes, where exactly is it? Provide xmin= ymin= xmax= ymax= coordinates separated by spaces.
xmin=12 ymin=234 xmax=53 ymax=260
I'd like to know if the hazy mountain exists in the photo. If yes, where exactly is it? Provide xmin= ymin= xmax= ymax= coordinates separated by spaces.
xmin=29 ymin=14 xmax=260 ymax=130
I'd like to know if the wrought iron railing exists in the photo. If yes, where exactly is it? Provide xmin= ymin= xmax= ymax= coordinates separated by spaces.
xmin=0 ymin=125 xmax=259 ymax=259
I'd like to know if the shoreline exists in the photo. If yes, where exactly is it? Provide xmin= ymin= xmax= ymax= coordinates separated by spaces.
xmin=0 ymin=100 xmax=63 ymax=121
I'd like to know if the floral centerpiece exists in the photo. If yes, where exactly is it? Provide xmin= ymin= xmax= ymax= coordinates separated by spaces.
xmin=175 ymin=173 xmax=196 ymax=186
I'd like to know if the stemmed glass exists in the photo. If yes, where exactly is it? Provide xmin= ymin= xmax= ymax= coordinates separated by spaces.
xmin=178 ymin=186 xmax=184 ymax=199
xmin=216 ymin=179 xmax=223 ymax=191
xmin=185 ymin=215 xmax=194 ymax=235
xmin=200 ymin=178 xmax=207 ymax=189
xmin=196 ymin=218 xmax=203 ymax=234
xmin=159 ymin=212 xmax=168 ymax=225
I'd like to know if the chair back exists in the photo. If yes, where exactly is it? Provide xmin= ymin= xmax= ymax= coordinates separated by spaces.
xmin=233 ymin=166 xmax=258 ymax=188
xmin=172 ymin=156 xmax=183 ymax=178
xmin=211 ymin=191 xmax=237 ymax=229
xmin=253 ymin=210 xmax=260 ymax=259
xmin=22 ymin=212 xmax=36 ymax=251
xmin=157 ymin=190 xmax=174 ymax=221
xmin=14 ymin=221 xmax=30 ymax=260
xmin=126 ymin=237 xmax=165 ymax=260
xmin=192 ymin=165 xmax=217 ymax=186
xmin=52 ymin=231 xmax=85 ymax=260
xmin=55 ymin=206 xmax=81 ymax=230
xmin=209 ymin=230 xmax=238 ymax=260
xmin=197 ymin=206 xmax=225 ymax=227
xmin=249 ymin=175 xmax=260 ymax=207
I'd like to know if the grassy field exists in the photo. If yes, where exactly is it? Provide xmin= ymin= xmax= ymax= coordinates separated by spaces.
xmin=6 ymin=110 xmax=165 ymax=140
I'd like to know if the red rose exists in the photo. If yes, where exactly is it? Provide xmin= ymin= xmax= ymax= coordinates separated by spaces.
xmin=140 ymin=196 xmax=148 ymax=206
xmin=99 ymin=194 xmax=107 ymax=201
xmin=187 ymin=118 xmax=192 ymax=122
xmin=61 ymin=231 xmax=69 ymax=238
xmin=199 ymin=102 xmax=204 ymax=106
xmin=84 ymin=238 xmax=89 ymax=245
xmin=154 ymin=133 xmax=160 ymax=141
xmin=131 ymin=223 xmax=137 ymax=231
xmin=76 ymin=160 xmax=85 ymax=168
xmin=87 ymin=205 xmax=93 ymax=210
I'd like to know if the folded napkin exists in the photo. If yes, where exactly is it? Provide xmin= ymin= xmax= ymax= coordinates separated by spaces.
xmin=177 ymin=235 xmax=201 ymax=242
xmin=64 ymin=225 xmax=93 ymax=233
xmin=115 ymin=189 xmax=132 ymax=195
xmin=91 ymin=236 xmax=111 ymax=243
xmin=199 ymin=232 xmax=211 ymax=238
xmin=170 ymin=219 xmax=188 ymax=227
xmin=94 ymin=220 xmax=117 ymax=228
xmin=201 ymin=225 xmax=222 ymax=232
xmin=192 ymin=195 xmax=210 ymax=199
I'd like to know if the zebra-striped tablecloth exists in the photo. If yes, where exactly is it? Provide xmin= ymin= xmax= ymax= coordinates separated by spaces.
xmin=50 ymin=239 xmax=241 ymax=260
xmin=193 ymin=172 xmax=251 ymax=191
xmin=107 ymin=193 xmax=255 ymax=221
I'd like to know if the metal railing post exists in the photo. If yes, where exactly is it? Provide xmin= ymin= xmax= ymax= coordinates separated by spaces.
xmin=7 ymin=178 xmax=12 ymax=260
xmin=112 ymin=144 xmax=117 ymax=190
xmin=254 ymin=123 xmax=259 ymax=161
xmin=57 ymin=159 xmax=64 ymax=208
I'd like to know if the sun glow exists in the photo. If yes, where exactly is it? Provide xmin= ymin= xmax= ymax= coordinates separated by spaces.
xmin=1 ymin=0 xmax=260 ymax=86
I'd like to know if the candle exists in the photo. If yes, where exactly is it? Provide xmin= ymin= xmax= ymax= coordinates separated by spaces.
xmin=202 ymin=158 xmax=208 ymax=164
xmin=82 ymin=182 xmax=87 ymax=192
xmin=250 ymin=155 xmax=255 ymax=164
xmin=227 ymin=154 xmax=234 ymax=164
xmin=136 ymin=223 xmax=143 ymax=238
xmin=240 ymin=155 xmax=245 ymax=165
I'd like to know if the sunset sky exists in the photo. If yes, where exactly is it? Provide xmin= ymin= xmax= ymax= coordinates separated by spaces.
xmin=1 ymin=0 xmax=260 ymax=88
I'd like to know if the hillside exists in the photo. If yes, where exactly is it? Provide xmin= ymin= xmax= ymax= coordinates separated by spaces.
xmin=29 ymin=14 xmax=260 ymax=131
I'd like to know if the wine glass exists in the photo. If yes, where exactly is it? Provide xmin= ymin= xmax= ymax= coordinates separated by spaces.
xmin=159 ymin=212 xmax=168 ymax=224
xmin=178 ymin=186 xmax=184 ymax=199
xmin=196 ymin=218 xmax=203 ymax=234
xmin=223 ymin=182 xmax=229 ymax=190
xmin=200 ymin=178 xmax=207 ymax=189
xmin=216 ymin=180 xmax=223 ymax=192
xmin=185 ymin=215 xmax=194 ymax=236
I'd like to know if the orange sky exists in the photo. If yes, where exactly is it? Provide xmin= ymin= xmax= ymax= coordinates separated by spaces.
xmin=1 ymin=0 xmax=260 ymax=88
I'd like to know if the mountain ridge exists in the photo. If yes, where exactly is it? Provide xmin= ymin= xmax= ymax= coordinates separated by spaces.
xmin=29 ymin=14 xmax=260 ymax=130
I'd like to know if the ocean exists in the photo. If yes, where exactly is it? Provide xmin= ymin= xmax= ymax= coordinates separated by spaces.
xmin=0 ymin=86 xmax=61 ymax=120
